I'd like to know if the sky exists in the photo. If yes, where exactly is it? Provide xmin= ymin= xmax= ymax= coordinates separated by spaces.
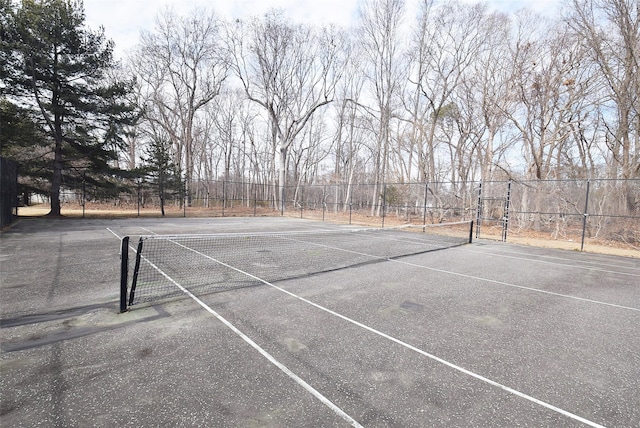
xmin=83 ymin=0 xmax=562 ymax=59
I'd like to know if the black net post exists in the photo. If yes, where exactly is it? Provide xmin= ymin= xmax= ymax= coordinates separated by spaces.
xmin=128 ymin=238 xmax=144 ymax=306
xmin=119 ymin=236 xmax=129 ymax=313
xmin=469 ymin=221 xmax=474 ymax=244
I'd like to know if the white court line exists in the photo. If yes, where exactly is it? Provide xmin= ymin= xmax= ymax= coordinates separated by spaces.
xmin=396 ymin=258 xmax=640 ymax=312
xmin=283 ymin=235 xmax=640 ymax=313
xmin=108 ymin=227 xmax=144 ymax=254
xmin=471 ymin=245 xmax=640 ymax=270
xmin=359 ymin=229 xmax=639 ymax=275
xmin=107 ymin=228 xmax=362 ymax=427
xmin=141 ymin=254 xmax=363 ymax=428
xmin=171 ymin=240 xmax=606 ymax=428
xmin=464 ymin=248 xmax=640 ymax=277
xmin=114 ymin=227 xmax=614 ymax=425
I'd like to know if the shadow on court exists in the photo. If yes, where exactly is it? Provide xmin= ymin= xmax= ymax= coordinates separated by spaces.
xmin=1 ymin=217 xmax=639 ymax=427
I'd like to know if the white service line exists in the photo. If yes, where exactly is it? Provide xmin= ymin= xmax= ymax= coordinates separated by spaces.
xmin=171 ymin=240 xmax=606 ymax=428
xmin=140 ymin=227 xmax=156 ymax=235
xmin=142 ymin=254 xmax=363 ymax=428
xmin=108 ymin=227 xmax=142 ymax=254
xmin=396 ymin=257 xmax=640 ymax=312
xmin=108 ymin=227 xmax=362 ymax=427
xmin=282 ymin=235 xmax=640 ymax=313
xmin=470 ymin=245 xmax=640 ymax=270
xmin=464 ymin=248 xmax=640 ymax=277
xmin=106 ymin=227 xmax=121 ymax=239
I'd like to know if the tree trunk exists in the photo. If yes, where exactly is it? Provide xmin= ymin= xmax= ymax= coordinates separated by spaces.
xmin=49 ymin=137 xmax=63 ymax=216
xmin=278 ymin=146 xmax=287 ymax=213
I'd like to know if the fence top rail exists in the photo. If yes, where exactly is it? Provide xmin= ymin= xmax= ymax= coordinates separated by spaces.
xmin=185 ymin=178 xmax=640 ymax=186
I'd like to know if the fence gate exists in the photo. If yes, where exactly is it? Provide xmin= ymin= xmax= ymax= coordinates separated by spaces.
xmin=475 ymin=180 xmax=511 ymax=242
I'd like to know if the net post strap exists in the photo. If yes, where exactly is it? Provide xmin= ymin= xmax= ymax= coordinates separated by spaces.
xmin=128 ymin=238 xmax=145 ymax=307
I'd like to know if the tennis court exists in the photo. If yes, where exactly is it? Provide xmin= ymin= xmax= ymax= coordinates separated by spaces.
xmin=1 ymin=217 xmax=638 ymax=427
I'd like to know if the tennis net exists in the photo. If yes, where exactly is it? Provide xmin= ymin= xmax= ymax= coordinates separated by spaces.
xmin=123 ymin=221 xmax=473 ymax=308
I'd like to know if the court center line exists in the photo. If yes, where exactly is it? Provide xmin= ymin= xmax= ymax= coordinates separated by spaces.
xmin=359 ymin=229 xmax=639 ymax=276
xmin=485 ymin=248 xmax=639 ymax=271
xmin=170 ymin=241 xmax=606 ymax=428
xmin=397 ymin=257 xmax=640 ymax=312
xmin=108 ymin=228 xmax=362 ymax=427
xmin=125 ymin=226 xmax=638 ymax=313
xmin=288 ymin=236 xmax=640 ymax=313
xmin=145 ymin=256 xmax=363 ymax=428
xmin=463 ymin=248 xmax=640 ymax=278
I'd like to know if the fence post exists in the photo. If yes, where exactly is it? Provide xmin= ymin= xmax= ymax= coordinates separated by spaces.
xmin=81 ymin=172 xmax=86 ymax=219
xmin=253 ymin=184 xmax=257 ymax=216
xmin=299 ymin=185 xmax=304 ymax=218
xmin=503 ymin=180 xmax=512 ymax=242
xmin=136 ymin=179 xmax=140 ymax=218
xmin=381 ymin=183 xmax=386 ymax=228
xmin=322 ymin=185 xmax=326 ymax=221
xmin=475 ymin=182 xmax=483 ymax=238
xmin=280 ymin=184 xmax=285 ymax=216
xmin=580 ymin=181 xmax=590 ymax=252
xmin=183 ymin=181 xmax=186 ymax=218
xmin=222 ymin=180 xmax=226 ymax=217
xmin=423 ymin=182 xmax=428 ymax=228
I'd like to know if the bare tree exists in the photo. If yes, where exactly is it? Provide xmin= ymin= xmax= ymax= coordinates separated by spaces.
xmin=209 ymin=88 xmax=250 ymax=182
xmin=331 ymin=40 xmax=369 ymax=210
xmin=227 ymin=11 xmax=347 ymax=211
xmin=505 ymin=13 xmax=594 ymax=229
xmin=402 ymin=0 xmax=433 ymax=184
xmin=506 ymin=12 xmax=585 ymax=180
xmin=357 ymin=0 xmax=406 ymax=215
xmin=290 ymin=114 xmax=331 ymax=195
xmin=407 ymin=1 xmax=487 ymax=187
xmin=133 ymin=7 xmax=228 ymax=205
xmin=465 ymin=10 xmax=515 ymax=182
xmin=568 ymin=0 xmax=639 ymax=183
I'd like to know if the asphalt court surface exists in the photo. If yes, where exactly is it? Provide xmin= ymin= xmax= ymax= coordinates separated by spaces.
xmin=1 ymin=217 xmax=639 ymax=427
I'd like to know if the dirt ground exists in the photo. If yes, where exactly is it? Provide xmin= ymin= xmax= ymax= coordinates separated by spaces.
xmin=14 ymin=204 xmax=639 ymax=259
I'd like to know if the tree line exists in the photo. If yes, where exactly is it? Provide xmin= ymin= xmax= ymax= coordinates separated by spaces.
xmin=1 ymin=0 xmax=638 ymax=216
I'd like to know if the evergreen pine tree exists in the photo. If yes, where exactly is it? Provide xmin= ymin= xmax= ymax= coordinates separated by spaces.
xmin=1 ymin=0 xmax=137 ymax=215
xmin=141 ymin=139 xmax=181 ymax=217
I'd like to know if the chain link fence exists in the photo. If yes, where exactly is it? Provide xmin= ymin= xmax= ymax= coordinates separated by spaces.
xmin=22 ymin=178 xmax=639 ymax=254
